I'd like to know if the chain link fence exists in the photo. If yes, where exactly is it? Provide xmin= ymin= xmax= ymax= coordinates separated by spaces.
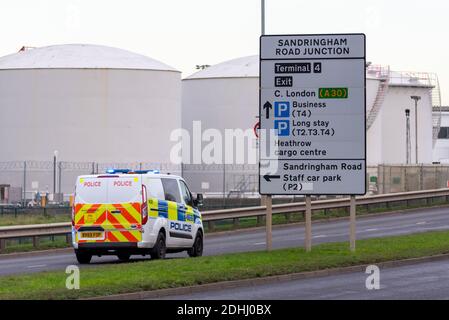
xmin=2 ymin=161 xmax=449 ymax=205
xmin=368 ymin=165 xmax=449 ymax=194
xmin=0 ymin=161 xmax=260 ymax=205
xmin=0 ymin=161 xmax=181 ymax=205
xmin=181 ymin=164 xmax=258 ymax=197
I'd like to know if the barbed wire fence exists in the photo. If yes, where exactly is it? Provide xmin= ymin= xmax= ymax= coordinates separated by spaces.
xmin=0 ymin=161 xmax=259 ymax=204
xmin=2 ymin=161 xmax=449 ymax=205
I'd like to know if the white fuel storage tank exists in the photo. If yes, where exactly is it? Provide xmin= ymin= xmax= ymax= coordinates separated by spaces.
xmin=0 ymin=44 xmax=181 ymax=163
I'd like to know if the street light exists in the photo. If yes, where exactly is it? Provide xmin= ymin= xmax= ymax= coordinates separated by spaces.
xmin=405 ymin=109 xmax=411 ymax=164
xmin=410 ymin=96 xmax=421 ymax=164
xmin=261 ymin=0 xmax=265 ymax=35
xmin=53 ymin=150 xmax=58 ymax=196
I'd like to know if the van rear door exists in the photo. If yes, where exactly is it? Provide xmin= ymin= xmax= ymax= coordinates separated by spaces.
xmin=105 ymin=175 xmax=143 ymax=233
xmin=74 ymin=175 xmax=143 ymax=243
xmin=75 ymin=176 xmax=108 ymax=233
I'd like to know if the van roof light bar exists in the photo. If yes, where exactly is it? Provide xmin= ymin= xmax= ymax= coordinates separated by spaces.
xmin=105 ymin=169 xmax=131 ymax=174
xmin=105 ymin=169 xmax=160 ymax=174
xmin=134 ymin=169 xmax=160 ymax=174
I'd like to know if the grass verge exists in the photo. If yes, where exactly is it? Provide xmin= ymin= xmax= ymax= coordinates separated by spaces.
xmin=1 ymin=230 xmax=449 ymax=299
xmin=1 ymin=198 xmax=448 ymax=255
xmin=0 ymin=237 xmax=69 ymax=254
xmin=0 ymin=213 xmax=71 ymax=226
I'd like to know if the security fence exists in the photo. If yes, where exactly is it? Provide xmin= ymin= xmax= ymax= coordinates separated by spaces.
xmin=375 ymin=164 xmax=449 ymax=194
xmin=0 ymin=161 xmax=259 ymax=205
xmin=0 ymin=161 xmax=181 ymax=205
xmin=181 ymin=164 xmax=258 ymax=197
xmin=1 ymin=161 xmax=449 ymax=206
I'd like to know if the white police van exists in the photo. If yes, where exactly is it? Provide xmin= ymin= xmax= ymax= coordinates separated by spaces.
xmin=72 ymin=169 xmax=204 ymax=264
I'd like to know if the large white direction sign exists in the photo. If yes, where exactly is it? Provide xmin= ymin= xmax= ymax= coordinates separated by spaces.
xmin=259 ymin=34 xmax=366 ymax=195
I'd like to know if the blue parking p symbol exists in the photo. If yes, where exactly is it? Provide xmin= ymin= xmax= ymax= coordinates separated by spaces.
xmin=274 ymin=120 xmax=290 ymax=136
xmin=274 ymin=101 xmax=290 ymax=118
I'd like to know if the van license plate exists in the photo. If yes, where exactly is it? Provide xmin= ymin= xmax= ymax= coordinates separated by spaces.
xmin=80 ymin=232 xmax=104 ymax=239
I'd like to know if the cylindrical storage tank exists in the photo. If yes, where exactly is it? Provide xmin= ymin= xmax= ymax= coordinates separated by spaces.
xmin=0 ymin=44 xmax=181 ymax=163
xmin=0 ymin=44 xmax=181 ymax=198
xmin=181 ymin=55 xmax=259 ymax=193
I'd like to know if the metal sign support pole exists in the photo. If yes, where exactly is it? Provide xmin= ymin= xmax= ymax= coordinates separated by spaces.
xmin=350 ymin=195 xmax=356 ymax=252
xmin=266 ymin=194 xmax=272 ymax=251
xmin=305 ymin=195 xmax=312 ymax=252
xmin=261 ymin=0 xmax=265 ymax=35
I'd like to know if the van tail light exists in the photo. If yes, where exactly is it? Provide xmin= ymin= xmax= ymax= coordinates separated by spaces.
xmin=71 ymin=190 xmax=76 ymax=226
xmin=141 ymin=185 xmax=148 ymax=225
xmin=71 ymin=205 xmax=75 ymax=226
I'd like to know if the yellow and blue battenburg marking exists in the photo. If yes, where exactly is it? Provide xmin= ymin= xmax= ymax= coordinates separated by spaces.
xmin=148 ymin=198 xmax=201 ymax=223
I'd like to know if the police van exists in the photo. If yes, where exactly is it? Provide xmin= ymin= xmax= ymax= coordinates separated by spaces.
xmin=72 ymin=169 xmax=204 ymax=264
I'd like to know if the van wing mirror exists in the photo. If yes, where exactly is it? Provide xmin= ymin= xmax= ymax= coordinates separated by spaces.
xmin=193 ymin=193 xmax=204 ymax=207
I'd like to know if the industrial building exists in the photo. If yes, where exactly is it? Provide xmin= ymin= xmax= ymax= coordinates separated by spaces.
xmin=0 ymin=44 xmax=182 ymax=200
xmin=182 ymin=55 xmax=442 ymax=193
xmin=0 ymin=46 xmax=443 ymax=201
xmin=181 ymin=56 xmax=259 ymax=194
xmin=433 ymin=106 xmax=449 ymax=163
xmin=366 ymin=67 xmax=440 ymax=165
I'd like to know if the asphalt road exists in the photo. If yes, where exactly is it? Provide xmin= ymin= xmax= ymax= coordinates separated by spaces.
xmin=159 ymin=258 xmax=449 ymax=300
xmin=1 ymin=206 xmax=449 ymax=277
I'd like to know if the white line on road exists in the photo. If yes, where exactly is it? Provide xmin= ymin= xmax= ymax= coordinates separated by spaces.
xmin=313 ymin=235 xmax=327 ymax=239
xmin=253 ymin=242 xmax=266 ymax=245
xmin=26 ymin=264 xmax=47 ymax=269
xmin=423 ymin=226 xmax=449 ymax=230
xmin=416 ymin=221 xmax=427 ymax=225
xmin=364 ymin=228 xmax=379 ymax=232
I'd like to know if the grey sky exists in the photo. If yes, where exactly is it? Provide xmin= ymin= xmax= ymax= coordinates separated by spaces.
xmin=0 ymin=0 xmax=447 ymax=104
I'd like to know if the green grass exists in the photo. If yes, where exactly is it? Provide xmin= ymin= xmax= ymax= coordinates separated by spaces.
xmin=1 ymin=237 xmax=69 ymax=254
xmin=0 ymin=213 xmax=70 ymax=227
xmin=0 ymin=198 xmax=446 ymax=230
xmin=0 ymin=197 xmax=447 ymax=255
xmin=1 ymin=230 xmax=449 ymax=300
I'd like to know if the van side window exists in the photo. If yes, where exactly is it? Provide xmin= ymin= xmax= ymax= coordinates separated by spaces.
xmin=161 ymin=178 xmax=181 ymax=203
xmin=179 ymin=180 xmax=193 ymax=206
xmin=145 ymin=178 xmax=164 ymax=200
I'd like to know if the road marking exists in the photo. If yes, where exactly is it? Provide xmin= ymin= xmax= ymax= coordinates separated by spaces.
xmin=416 ymin=221 xmax=427 ymax=225
xmin=27 ymin=264 xmax=47 ymax=269
xmin=423 ymin=225 xmax=449 ymax=230
xmin=254 ymin=242 xmax=266 ymax=245
xmin=364 ymin=228 xmax=379 ymax=232
xmin=313 ymin=235 xmax=327 ymax=239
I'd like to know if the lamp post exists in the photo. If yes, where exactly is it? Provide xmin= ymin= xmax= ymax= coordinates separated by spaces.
xmin=405 ymin=109 xmax=411 ymax=164
xmin=53 ymin=150 xmax=58 ymax=196
xmin=261 ymin=0 xmax=265 ymax=35
xmin=260 ymin=0 xmax=272 ymax=251
xmin=410 ymin=96 xmax=421 ymax=164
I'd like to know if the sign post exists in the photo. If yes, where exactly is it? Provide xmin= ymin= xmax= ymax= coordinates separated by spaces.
xmin=259 ymin=34 xmax=366 ymax=251
xmin=305 ymin=195 xmax=312 ymax=252
xmin=266 ymin=195 xmax=272 ymax=251
xmin=349 ymin=195 xmax=356 ymax=252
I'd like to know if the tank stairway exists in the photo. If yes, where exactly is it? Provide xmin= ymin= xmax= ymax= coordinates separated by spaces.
xmin=366 ymin=65 xmax=390 ymax=130
xmin=429 ymin=74 xmax=442 ymax=148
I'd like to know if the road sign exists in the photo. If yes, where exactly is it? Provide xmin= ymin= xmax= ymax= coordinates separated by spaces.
xmin=259 ymin=33 xmax=366 ymax=195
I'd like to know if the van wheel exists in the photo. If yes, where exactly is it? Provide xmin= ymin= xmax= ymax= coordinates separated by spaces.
xmin=150 ymin=232 xmax=166 ymax=260
xmin=75 ymin=250 xmax=92 ymax=264
xmin=188 ymin=232 xmax=203 ymax=257
xmin=117 ymin=253 xmax=131 ymax=262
